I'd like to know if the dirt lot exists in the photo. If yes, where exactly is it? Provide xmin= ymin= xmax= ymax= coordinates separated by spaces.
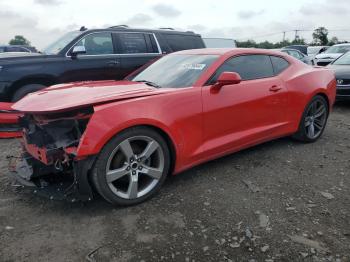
xmin=0 ymin=103 xmax=349 ymax=262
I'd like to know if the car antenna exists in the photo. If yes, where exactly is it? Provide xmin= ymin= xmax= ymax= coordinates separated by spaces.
xmin=80 ymin=26 xmax=88 ymax=31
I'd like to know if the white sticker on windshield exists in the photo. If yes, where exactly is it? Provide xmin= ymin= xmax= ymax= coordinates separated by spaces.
xmin=182 ymin=63 xmax=206 ymax=70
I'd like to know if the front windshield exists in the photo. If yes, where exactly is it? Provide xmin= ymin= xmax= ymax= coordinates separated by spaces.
xmin=333 ymin=52 xmax=350 ymax=65
xmin=132 ymin=54 xmax=218 ymax=88
xmin=43 ymin=31 xmax=82 ymax=55
xmin=325 ymin=45 xmax=350 ymax=54
xmin=308 ymin=47 xmax=321 ymax=55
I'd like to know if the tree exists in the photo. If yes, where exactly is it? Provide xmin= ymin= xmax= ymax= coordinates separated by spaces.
xmin=312 ymin=27 xmax=329 ymax=45
xmin=328 ymin=37 xmax=339 ymax=46
xmin=9 ymin=35 xmax=31 ymax=46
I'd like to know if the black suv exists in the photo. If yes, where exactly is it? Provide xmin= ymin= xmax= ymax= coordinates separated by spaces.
xmin=0 ymin=26 xmax=205 ymax=102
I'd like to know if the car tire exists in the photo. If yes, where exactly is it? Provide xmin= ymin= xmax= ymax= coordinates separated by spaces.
xmin=91 ymin=126 xmax=171 ymax=206
xmin=292 ymin=95 xmax=329 ymax=143
xmin=12 ymin=84 xmax=46 ymax=102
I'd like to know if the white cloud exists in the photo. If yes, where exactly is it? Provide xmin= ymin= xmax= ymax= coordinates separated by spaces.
xmin=1 ymin=0 xmax=350 ymax=48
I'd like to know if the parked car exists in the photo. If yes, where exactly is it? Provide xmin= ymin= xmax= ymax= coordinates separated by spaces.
xmin=0 ymin=45 xmax=38 ymax=53
xmin=327 ymin=51 xmax=350 ymax=100
xmin=307 ymin=46 xmax=329 ymax=65
xmin=314 ymin=43 xmax=350 ymax=66
xmin=283 ymin=45 xmax=308 ymax=55
xmin=11 ymin=48 xmax=336 ymax=205
xmin=280 ymin=48 xmax=312 ymax=65
xmin=0 ymin=26 xmax=205 ymax=138
xmin=203 ymin=38 xmax=237 ymax=48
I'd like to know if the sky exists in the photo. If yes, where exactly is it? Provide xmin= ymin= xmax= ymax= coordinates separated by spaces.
xmin=1 ymin=0 xmax=350 ymax=49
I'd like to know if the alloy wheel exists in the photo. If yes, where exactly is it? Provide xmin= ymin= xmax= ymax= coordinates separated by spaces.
xmin=105 ymin=136 xmax=165 ymax=199
xmin=304 ymin=99 xmax=327 ymax=139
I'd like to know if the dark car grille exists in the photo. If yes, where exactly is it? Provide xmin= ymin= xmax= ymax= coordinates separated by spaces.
xmin=337 ymin=79 xmax=350 ymax=85
xmin=337 ymin=89 xmax=350 ymax=96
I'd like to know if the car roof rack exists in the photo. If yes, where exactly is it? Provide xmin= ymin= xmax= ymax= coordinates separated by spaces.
xmin=159 ymin=27 xmax=175 ymax=30
xmin=109 ymin=25 xmax=129 ymax=29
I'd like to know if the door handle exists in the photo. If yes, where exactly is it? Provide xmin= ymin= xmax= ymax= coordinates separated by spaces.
xmin=269 ymin=85 xmax=282 ymax=92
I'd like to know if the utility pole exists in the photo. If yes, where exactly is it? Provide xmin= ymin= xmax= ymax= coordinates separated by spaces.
xmin=294 ymin=30 xmax=300 ymax=41
xmin=283 ymin=31 xmax=286 ymax=42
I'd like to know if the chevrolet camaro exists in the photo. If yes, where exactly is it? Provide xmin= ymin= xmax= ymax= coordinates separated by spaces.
xmin=10 ymin=48 xmax=336 ymax=205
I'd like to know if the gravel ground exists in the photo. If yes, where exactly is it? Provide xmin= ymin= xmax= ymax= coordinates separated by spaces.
xmin=0 ymin=103 xmax=349 ymax=262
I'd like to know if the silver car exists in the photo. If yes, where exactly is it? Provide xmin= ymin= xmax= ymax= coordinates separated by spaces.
xmin=314 ymin=44 xmax=350 ymax=66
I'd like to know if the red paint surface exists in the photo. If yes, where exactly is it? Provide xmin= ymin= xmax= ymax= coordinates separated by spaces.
xmin=13 ymin=49 xmax=336 ymax=174
xmin=0 ymin=102 xmax=22 ymax=138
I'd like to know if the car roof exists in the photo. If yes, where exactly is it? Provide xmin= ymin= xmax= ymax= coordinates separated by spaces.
xmin=333 ymin=43 xmax=350 ymax=46
xmin=84 ymin=27 xmax=201 ymax=36
xmin=173 ymin=48 xmax=288 ymax=57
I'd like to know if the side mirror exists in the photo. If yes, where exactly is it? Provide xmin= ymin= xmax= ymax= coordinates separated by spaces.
xmin=71 ymin=46 xmax=86 ymax=58
xmin=215 ymin=72 xmax=242 ymax=88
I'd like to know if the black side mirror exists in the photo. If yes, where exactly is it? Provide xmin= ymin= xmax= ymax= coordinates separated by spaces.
xmin=71 ymin=46 xmax=86 ymax=58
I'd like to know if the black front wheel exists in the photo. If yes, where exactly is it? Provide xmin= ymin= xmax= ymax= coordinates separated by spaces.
xmin=293 ymin=95 xmax=329 ymax=143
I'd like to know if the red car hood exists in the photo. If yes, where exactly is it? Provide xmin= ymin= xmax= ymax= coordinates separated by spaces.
xmin=12 ymin=80 xmax=174 ymax=113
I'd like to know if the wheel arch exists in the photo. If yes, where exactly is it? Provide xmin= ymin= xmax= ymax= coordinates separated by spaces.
xmin=78 ymin=120 xmax=180 ymax=175
xmin=9 ymin=75 xmax=58 ymax=100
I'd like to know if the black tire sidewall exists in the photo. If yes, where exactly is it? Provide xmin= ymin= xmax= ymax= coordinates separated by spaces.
xmin=12 ymin=84 xmax=46 ymax=102
xmin=91 ymin=127 xmax=171 ymax=206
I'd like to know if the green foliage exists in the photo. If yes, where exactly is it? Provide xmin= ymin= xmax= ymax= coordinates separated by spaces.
xmin=312 ymin=27 xmax=329 ymax=45
xmin=8 ymin=35 xmax=31 ymax=46
xmin=236 ymin=39 xmax=306 ymax=49
xmin=236 ymin=27 xmax=350 ymax=49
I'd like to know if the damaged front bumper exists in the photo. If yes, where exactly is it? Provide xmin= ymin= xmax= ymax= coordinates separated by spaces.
xmin=0 ymin=102 xmax=22 ymax=138
xmin=9 ymin=153 xmax=96 ymax=201
xmin=7 ymin=108 xmax=96 ymax=202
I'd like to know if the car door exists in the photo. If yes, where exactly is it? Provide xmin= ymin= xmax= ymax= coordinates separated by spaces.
xmin=114 ymin=32 xmax=162 ymax=77
xmin=201 ymin=54 xmax=289 ymax=155
xmin=60 ymin=32 xmax=124 ymax=83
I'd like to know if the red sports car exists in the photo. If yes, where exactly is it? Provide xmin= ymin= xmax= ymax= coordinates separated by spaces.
xmin=11 ymin=48 xmax=336 ymax=205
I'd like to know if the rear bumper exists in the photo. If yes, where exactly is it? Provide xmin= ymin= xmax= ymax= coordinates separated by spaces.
xmin=0 ymin=102 xmax=22 ymax=138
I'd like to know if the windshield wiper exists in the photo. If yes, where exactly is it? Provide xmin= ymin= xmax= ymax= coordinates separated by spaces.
xmin=135 ymin=80 xmax=162 ymax=88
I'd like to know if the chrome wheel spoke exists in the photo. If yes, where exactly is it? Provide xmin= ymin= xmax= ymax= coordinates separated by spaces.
xmin=139 ymin=141 xmax=159 ymax=160
xmin=127 ymin=175 xmax=138 ymax=199
xmin=314 ymin=120 xmax=323 ymax=130
xmin=119 ymin=139 xmax=134 ymax=160
xmin=314 ymin=106 xmax=325 ymax=118
xmin=305 ymin=117 xmax=312 ymax=127
xmin=142 ymin=165 xmax=163 ymax=179
xmin=308 ymin=123 xmax=315 ymax=138
xmin=107 ymin=165 xmax=129 ymax=183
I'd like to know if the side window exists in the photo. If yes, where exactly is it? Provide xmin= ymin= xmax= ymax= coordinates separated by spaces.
xmin=118 ymin=33 xmax=150 ymax=54
xmin=75 ymin=33 xmax=114 ymax=55
xmin=270 ymin=56 xmax=290 ymax=75
xmin=163 ymin=34 xmax=204 ymax=51
xmin=7 ymin=46 xmax=27 ymax=52
xmin=209 ymin=55 xmax=274 ymax=83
